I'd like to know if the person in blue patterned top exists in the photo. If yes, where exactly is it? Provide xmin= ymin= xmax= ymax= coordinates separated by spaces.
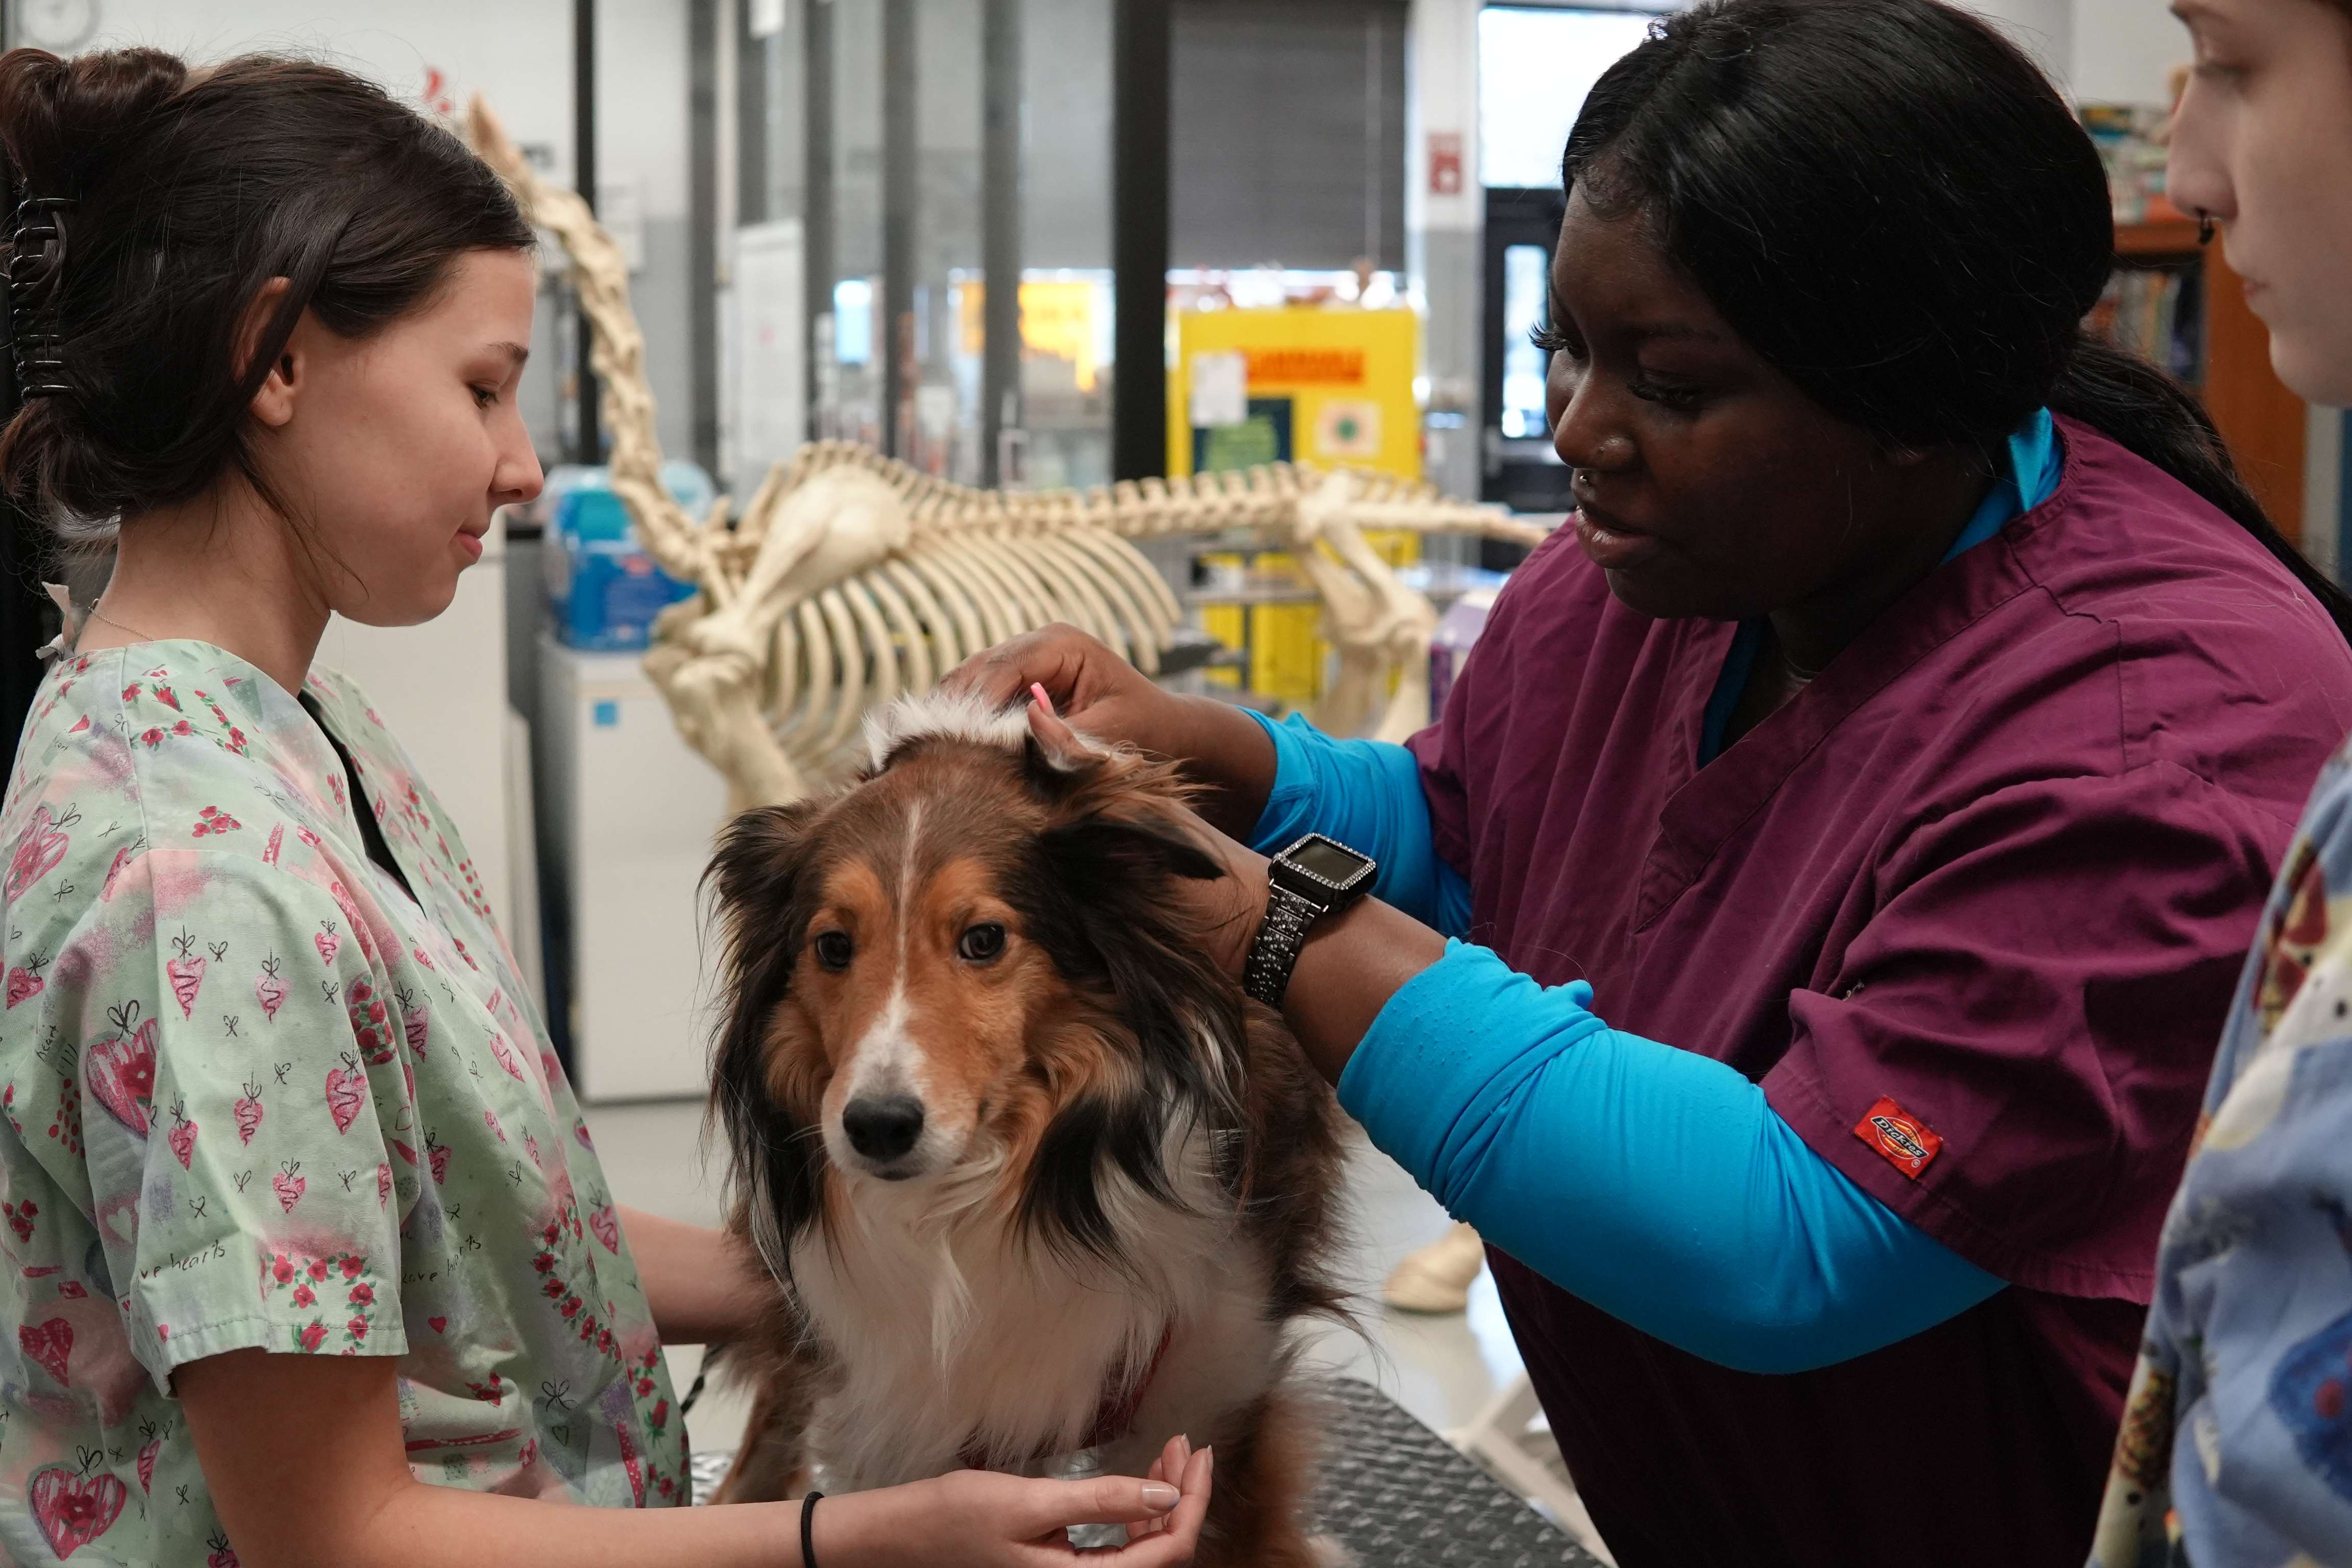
xmin=2090 ymin=0 xmax=2352 ymax=1561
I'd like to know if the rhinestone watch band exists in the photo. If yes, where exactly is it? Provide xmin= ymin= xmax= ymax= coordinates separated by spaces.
xmin=1244 ymin=881 xmax=1325 ymax=1009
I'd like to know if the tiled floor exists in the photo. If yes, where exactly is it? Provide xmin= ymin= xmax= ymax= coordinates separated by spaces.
xmin=584 ymin=1099 xmax=1527 ymax=1455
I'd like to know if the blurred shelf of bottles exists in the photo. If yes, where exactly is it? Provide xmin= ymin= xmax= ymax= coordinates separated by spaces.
xmin=2089 ymin=265 xmax=2203 ymax=384
xmin=2077 ymin=102 xmax=2208 ymax=388
xmin=2079 ymin=101 xmax=2173 ymax=227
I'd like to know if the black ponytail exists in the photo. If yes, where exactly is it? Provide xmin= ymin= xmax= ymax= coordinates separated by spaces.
xmin=2049 ymin=332 xmax=2348 ymax=628
xmin=1564 ymin=0 xmax=2352 ymax=644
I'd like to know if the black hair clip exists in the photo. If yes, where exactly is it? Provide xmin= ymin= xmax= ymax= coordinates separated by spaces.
xmin=9 ymin=194 xmax=76 ymax=400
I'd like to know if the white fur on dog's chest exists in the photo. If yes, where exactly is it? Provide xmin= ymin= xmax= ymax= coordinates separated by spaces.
xmin=794 ymin=1164 xmax=1280 ymax=1489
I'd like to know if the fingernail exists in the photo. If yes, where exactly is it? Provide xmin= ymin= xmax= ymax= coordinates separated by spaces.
xmin=1140 ymin=1482 xmax=1180 ymax=1510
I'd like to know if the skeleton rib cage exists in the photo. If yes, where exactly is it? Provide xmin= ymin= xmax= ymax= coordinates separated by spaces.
xmin=465 ymin=99 xmax=1550 ymax=815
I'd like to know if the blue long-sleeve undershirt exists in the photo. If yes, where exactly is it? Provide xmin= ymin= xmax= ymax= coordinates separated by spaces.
xmin=1242 ymin=717 xmax=2007 ymax=1374
xmin=1344 ymin=943 xmax=2004 ymax=1373
xmin=1251 ymin=708 xmax=1475 ymax=937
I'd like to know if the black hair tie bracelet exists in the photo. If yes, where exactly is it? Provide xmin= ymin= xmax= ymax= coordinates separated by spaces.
xmin=801 ymin=1490 xmax=824 ymax=1567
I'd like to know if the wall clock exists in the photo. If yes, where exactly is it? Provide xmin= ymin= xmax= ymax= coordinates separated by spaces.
xmin=18 ymin=0 xmax=100 ymax=52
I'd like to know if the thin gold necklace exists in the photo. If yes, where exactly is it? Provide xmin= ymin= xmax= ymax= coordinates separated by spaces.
xmin=84 ymin=601 xmax=158 ymax=642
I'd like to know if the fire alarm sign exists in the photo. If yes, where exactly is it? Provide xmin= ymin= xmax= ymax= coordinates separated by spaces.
xmin=1429 ymin=132 xmax=1465 ymax=197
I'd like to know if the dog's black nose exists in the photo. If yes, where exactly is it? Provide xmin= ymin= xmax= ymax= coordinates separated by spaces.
xmin=842 ymin=1095 xmax=925 ymax=1163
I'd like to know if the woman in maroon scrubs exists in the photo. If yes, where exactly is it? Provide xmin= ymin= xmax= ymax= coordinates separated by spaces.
xmin=955 ymin=0 xmax=2352 ymax=1562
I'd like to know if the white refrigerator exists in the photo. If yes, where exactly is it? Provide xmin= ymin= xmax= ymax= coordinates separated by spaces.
xmin=534 ymin=636 xmax=728 ymax=1102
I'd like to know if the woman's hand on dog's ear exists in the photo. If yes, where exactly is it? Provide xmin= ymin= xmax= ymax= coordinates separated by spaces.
xmin=942 ymin=624 xmax=1282 ymax=841
xmin=944 ymin=624 xmax=1171 ymax=744
xmin=812 ymin=1439 xmax=1212 ymax=1565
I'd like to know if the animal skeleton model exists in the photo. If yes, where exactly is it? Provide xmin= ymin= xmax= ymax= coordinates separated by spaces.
xmin=467 ymin=98 xmax=1549 ymax=817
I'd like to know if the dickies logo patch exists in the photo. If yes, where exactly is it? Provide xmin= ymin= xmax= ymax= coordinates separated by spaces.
xmin=1853 ymin=1096 xmax=1943 ymax=1179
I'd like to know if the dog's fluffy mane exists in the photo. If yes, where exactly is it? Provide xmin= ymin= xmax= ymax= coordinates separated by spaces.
xmin=861 ymin=687 xmax=1038 ymax=769
xmin=862 ymin=686 xmax=1119 ymax=780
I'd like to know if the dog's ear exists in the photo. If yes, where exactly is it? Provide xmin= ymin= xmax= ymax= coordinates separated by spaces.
xmin=1040 ymin=810 xmax=1226 ymax=886
xmin=1020 ymin=699 xmax=1221 ymax=887
xmin=1021 ymin=697 xmax=1118 ymax=784
xmin=1019 ymin=792 xmax=1247 ymax=1266
xmin=706 ymin=801 xmax=824 ymax=933
xmin=704 ymin=800 xmax=829 ymax=1269
xmin=705 ymin=798 xmax=826 ymax=1090
xmin=1025 ymin=698 xmax=1228 ymax=922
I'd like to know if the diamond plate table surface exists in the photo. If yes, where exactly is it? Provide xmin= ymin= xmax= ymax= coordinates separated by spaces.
xmin=692 ymin=1376 xmax=1602 ymax=1566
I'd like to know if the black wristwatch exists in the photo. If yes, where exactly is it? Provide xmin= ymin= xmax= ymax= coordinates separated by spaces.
xmin=1243 ymin=833 xmax=1378 ymax=1009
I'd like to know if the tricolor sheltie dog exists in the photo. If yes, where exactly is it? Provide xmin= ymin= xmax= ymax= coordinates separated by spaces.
xmin=703 ymin=691 xmax=1349 ymax=1564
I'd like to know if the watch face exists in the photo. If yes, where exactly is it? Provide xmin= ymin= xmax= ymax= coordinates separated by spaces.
xmin=1283 ymin=835 xmax=1374 ymax=891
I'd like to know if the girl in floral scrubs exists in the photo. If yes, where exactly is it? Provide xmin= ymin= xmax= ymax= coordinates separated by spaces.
xmin=5 ymin=642 xmax=687 ymax=1541
xmin=0 ymin=43 xmax=1205 ymax=1568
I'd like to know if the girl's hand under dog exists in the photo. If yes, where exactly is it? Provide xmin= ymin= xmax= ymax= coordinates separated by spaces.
xmin=181 ymin=1348 xmax=1212 ymax=1568
xmin=815 ymin=1434 xmax=1214 ymax=1565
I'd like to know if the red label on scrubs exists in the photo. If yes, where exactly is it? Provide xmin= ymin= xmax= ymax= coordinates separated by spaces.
xmin=1853 ymin=1096 xmax=1943 ymax=1179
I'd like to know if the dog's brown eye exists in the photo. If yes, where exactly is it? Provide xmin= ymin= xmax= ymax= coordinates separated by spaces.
xmin=956 ymin=923 xmax=1006 ymax=963
xmin=813 ymin=931 xmax=854 ymax=971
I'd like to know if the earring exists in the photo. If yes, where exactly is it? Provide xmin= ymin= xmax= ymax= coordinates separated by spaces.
xmin=2197 ymin=210 xmax=2216 ymax=247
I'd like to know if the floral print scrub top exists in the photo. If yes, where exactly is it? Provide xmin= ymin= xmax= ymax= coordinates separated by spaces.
xmin=0 ymin=641 xmax=683 ymax=1567
xmin=2091 ymin=734 xmax=2352 ymax=1567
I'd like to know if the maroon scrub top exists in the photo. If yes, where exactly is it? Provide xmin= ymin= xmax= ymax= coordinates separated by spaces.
xmin=1408 ymin=418 xmax=2352 ymax=1567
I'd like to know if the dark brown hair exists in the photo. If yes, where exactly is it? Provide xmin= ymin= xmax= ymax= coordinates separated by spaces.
xmin=0 ymin=47 xmax=532 ymax=535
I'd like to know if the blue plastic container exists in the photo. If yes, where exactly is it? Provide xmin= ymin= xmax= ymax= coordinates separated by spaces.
xmin=542 ymin=463 xmax=712 ymax=651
